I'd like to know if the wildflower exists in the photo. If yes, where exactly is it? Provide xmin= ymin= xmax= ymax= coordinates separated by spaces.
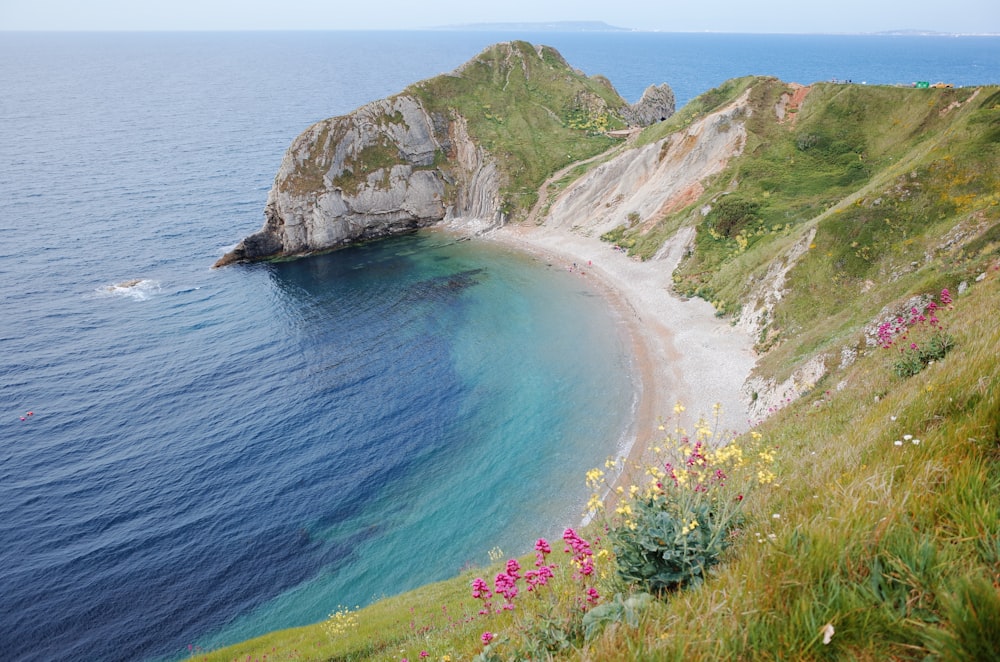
xmin=481 ymin=631 xmax=494 ymax=645
xmin=586 ymin=467 xmax=604 ymax=487
xmin=535 ymin=538 xmax=551 ymax=556
xmin=772 ymin=513 xmax=781 ymax=519
xmin=894 ymin=440 xmax=903 ymax=446
xmin=494 ymin=571 xmax=518 ymax=605
xmin=420 ymin=652 xmax=429 ymax=659
xmin=912 ymin=438 xmax=921 ymax=445
xmin=821 ymin=622 xmax=835 ymax=645
xmin=903 ymin=434 xmax=913 ymax=441
xmin=471 ymin=578 xmax=491 ymax=600
xmin=674 ymin=402 xmax=686 ymax=414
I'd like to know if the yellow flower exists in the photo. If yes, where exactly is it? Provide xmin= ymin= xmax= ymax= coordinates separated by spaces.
xmin=674 ymin=402 xmax=686 ymax=414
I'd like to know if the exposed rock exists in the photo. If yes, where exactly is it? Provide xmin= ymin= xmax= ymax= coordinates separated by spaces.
xmin=620 ymin=83 xmax=676 ymax=126
xmin=541 ymin=88 xmax=751 ymax=238
xmin=215 ymin=94 xmax=494 ymax=267
xmin=736 ymin=226 xmax=817 ymax=341
xmin=743 ymin=354 xmax=828 ymax=422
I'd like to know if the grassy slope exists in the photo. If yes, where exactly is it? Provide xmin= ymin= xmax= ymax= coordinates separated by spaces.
xmin=198 ymin=82 xmax=1000 ymax=661
xmin=407 ymin=41 xmax=626 ymax=219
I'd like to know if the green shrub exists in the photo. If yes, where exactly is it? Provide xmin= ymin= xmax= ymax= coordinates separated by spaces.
xmin=588 ymin=409 xmax=776 ymax=597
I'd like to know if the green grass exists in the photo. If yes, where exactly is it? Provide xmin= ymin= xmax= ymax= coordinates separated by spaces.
xmin=194 ymin=79 xmax=1000 ymax=661
xmin=407 ymin=41 xmax=626 ymax=219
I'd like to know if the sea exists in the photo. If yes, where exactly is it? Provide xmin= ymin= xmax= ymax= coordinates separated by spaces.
xmin=1 ymin=30 xmax=997 ymax=662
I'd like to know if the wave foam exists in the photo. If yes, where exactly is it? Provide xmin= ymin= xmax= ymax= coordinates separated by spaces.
xmin=98 ymin=278 xmax=161 ymax=301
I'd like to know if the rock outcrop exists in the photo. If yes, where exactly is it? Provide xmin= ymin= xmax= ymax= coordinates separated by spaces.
xmin=621 ymin=83 xmax=676 ymax=126
xmin=215 ymin=41 xmax=674 ymax=267
xmin=215 ymin=95 xmax=491 ymax=266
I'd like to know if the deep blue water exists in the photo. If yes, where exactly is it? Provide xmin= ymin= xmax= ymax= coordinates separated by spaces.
xmin=1 ymin=31 xmax=997 ymax=662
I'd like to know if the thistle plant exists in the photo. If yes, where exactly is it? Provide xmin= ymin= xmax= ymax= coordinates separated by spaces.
xmin=589 ymin=404 xmax=776 ymax=595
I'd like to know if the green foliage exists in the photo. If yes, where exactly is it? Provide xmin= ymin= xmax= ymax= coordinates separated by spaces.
xmin=611 ymin=494 xmax=739 ymax=594
xmin=924 ymin=573 xmax=1000 ymax=661
xmin=706 ymin=195 xmax=762 ymax=238
xmin=582 ymin=592 xmax=653 ymax=640
xmin=892 ymin=330 xmax=955 ymax=377
xmin=408 ymin=41 xmax=625 ymax=220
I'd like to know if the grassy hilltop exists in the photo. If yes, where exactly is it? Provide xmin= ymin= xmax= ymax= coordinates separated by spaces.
xmin=199 ymin=79 xmax=1000 ymax=661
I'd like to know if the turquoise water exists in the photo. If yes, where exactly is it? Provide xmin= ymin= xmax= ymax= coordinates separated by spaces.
xmin=199 ymin=234 xmax=635 ymax=650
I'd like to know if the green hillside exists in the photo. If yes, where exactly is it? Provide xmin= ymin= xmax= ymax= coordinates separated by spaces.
xmin=406 ymin=40 xmax=627 ymax=217
xmin=196 ymin=79 xmax=1000 ymax=662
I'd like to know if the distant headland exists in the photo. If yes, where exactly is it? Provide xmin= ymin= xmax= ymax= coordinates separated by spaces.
xmin=429 ymin=20 xmax=633 ymax=32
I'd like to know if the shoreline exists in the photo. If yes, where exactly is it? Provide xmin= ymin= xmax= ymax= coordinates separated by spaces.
xmin=482 ymin=223 xmax=757 ymax=474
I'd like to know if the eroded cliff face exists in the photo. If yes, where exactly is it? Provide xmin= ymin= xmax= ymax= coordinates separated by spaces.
xmin=215 ymin=95 xmax=500 ymax=266
xmin=541 ymin=89 xmax=750 ymax=238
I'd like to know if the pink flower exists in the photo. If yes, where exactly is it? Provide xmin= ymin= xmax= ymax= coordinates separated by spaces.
xmin=494 ymin=571 xmax=518 ymax=605
xmin=941 ymin=288 xmax=952 ymax=305
xmin=481 ymin=631 xmax=494 ymax=645
xmin=505 ymin=558 xmax=521 ymax=579
xmin=586 ymin=587 xmax=600 ymax=604
xmin=534 ymin=538 xmax=551 ymax=555
xmin=471 ymin=577 xmax=491 ymax=600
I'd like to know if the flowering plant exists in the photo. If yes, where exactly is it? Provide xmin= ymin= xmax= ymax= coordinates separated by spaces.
xmin=877 ymin=288 xmax=955 ymax=378
xmin=590 ymin=405 xmax=776 ymax=595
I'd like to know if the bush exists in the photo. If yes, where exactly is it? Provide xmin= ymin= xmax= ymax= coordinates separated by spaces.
xmin=707 ymin=196 xmax=761 ymax=238
xmin=588 ymin=405 xmax=776 ymax=596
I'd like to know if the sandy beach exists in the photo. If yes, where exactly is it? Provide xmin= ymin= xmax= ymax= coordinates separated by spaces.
xmin=485 ymin=223 xmax=757 ymax=470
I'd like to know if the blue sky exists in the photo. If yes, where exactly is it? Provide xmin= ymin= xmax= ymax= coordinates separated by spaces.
xmin=2 ymin=0 xmax=998 ymax=34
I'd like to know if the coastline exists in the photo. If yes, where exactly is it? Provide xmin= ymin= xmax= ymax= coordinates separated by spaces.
xmin=482 ymin=223 xmax=757 ymax=473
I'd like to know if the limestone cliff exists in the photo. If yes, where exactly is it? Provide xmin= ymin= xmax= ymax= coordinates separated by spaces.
xmin=215 ymin=41 xmax=674 ymax=266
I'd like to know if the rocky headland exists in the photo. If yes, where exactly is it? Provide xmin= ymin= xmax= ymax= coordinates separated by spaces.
xmin=214 ymin=41 xmax=674 ymax=267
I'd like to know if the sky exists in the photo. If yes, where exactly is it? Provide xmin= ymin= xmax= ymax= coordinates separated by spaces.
xmin=1 ymin=0 xmax=998 ymax=34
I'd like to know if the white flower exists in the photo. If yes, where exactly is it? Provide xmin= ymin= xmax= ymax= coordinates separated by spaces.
xmin=890 ymin=415 xmax=897 ymax=421
xmin=821 ymin=622 xmax=835 ymax=645
xmin=903 ymin=434 xmax=913 ymax=441
xmin=772 ymin=513 xmax=781 ymax=519
xmin=894 ymin=440 xmax=903 ymax=446
xmin=912 ymin=438 xmax=921 ymax=445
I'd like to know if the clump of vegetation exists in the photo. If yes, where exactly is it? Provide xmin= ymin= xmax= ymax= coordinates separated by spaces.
xmin=877 ymin=289 xmax=956 ymax=377
xmin=588 ymin=405 xmax=776 ymax=596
